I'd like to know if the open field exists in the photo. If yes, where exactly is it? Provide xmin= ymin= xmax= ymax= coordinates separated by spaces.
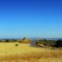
xmin=0 ymin=42 xmax=62 ymax=62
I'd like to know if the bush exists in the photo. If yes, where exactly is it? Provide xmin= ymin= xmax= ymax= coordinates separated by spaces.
xmin=55 ymin=40 xmax=62 ymax=47
xmin=15 ymin=44 xmax=19 ymax=46
xmin=5 ymin=39 xmax=9 ymax=42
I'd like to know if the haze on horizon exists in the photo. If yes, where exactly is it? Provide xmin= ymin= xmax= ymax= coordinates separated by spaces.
xmin=0 ymin=0 xmax=62 ymax=39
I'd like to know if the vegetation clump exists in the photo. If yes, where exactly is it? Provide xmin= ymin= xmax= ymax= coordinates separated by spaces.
xmin=54 ymin=40 xmax=62 ymax=47
xmin=15 ymin=44 xmax=19 ymax=46
xmin=35 ymin=39 xmax=62 ymax=48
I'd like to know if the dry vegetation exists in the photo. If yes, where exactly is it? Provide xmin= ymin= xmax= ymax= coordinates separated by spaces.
xmin=0 ymin=42 xmax=62 ymax=62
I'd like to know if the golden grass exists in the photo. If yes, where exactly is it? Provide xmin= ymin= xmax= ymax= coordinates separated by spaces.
xmin=0 ymin=42 xmax=62 ymax=62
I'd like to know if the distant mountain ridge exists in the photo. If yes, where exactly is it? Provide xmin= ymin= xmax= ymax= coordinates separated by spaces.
xmin=0 ymin=37 xmax=62 ymax=40
xmin=30 ymin=38 xmax=62 ymax=40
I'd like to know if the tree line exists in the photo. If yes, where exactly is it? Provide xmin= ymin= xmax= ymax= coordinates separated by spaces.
xmin=0 ymin=38 xmax=62 ymax=48
xmin=36 ymin=39 xmax=62 ymax=47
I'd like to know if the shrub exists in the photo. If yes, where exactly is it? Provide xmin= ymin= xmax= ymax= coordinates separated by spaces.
xmin=55 ymin=40 xmax=62 ymax=47
xmin=15 ymin=44 xmax=19 ymax=46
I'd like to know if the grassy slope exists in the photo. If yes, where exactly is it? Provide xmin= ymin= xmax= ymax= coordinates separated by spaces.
xmin=0 ymin=42 xmax=62 ymax=62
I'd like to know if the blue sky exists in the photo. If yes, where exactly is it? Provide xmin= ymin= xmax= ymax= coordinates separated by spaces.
xmin=0 ymin=0 xmax=62 ymax=39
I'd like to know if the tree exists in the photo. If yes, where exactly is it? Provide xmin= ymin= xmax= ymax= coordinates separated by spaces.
xmin=5 ymin=39 xmax=9 ymax=42
xmin=55 ymin=40 xmax=62 ymax=47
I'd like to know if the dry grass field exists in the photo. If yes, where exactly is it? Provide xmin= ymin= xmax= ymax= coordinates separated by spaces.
xmin=0 ymin=42 xmax=62 ymax=62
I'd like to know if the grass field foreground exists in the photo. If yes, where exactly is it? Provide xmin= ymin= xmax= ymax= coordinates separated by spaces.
xmin=0 ymin=42 xmax=62 ymax=62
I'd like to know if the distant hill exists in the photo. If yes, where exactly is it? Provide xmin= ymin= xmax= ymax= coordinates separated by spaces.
xmin=46 ymin=38 xmax=62 ymax=40
xmin=30 ymin=38 xmax=62 ymax=41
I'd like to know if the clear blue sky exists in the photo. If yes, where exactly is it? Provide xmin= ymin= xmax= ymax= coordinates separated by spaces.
xmin=0 ymin=0 xmax=62 ymax=39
